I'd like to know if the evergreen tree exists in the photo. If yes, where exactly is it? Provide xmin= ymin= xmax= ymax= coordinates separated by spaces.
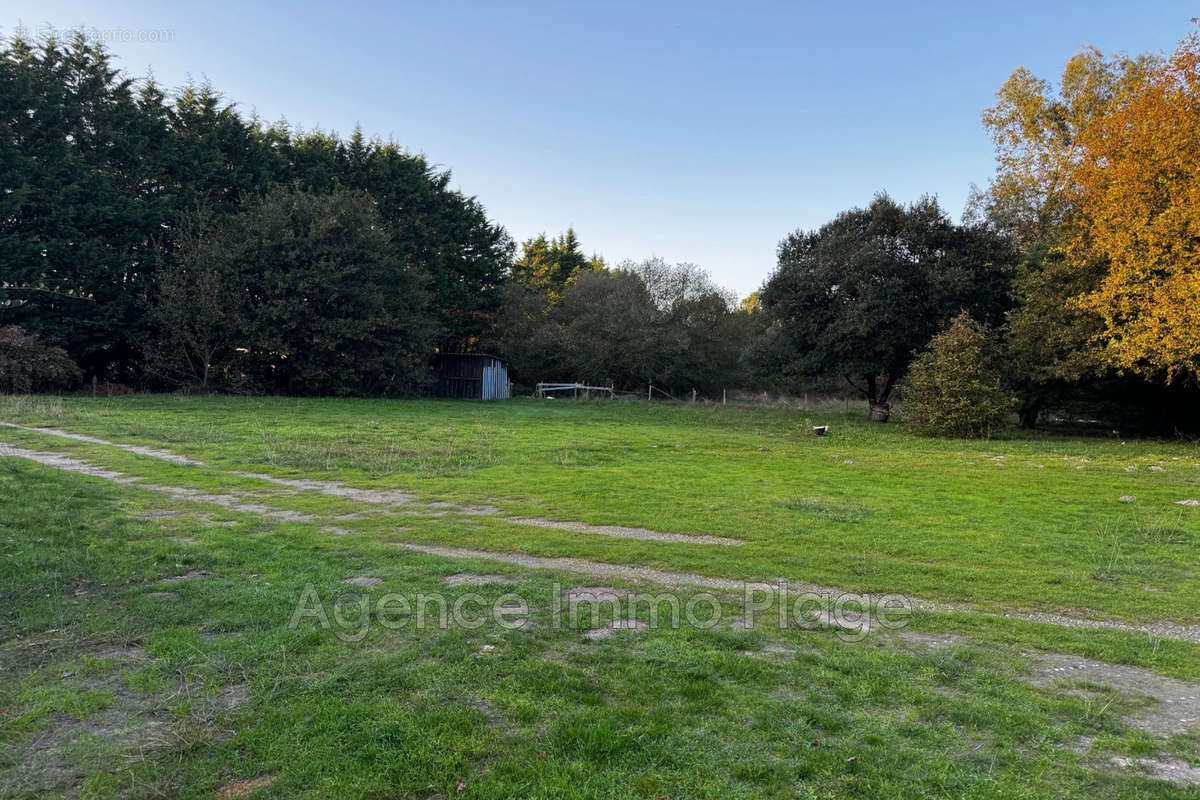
xmin=511 ymin=229 xmax=600 ymax=298
xmin=142 ymin=187 xmax=437 ymax=395
xmin=0 ymin=32 xmax=159 ymax=378
xmin=288 ymin=132 xmax=512 ymax=352
xmin=0 ymin=29 xmax=512 ymax=387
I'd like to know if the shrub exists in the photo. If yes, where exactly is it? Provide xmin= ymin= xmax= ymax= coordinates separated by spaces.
xmin=904 ymin=313 xmax=1014 ymax=438
xmin=0 ymin=326 xmax=81 ymax=393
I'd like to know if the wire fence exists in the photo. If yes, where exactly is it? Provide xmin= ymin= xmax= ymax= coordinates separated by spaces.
xmin=529 ymin=381 xmax=866 ymax=410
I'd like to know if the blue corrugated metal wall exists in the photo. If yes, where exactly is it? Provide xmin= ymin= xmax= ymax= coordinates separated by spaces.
xmin=480 ymin=362 xmax=510 ymax=400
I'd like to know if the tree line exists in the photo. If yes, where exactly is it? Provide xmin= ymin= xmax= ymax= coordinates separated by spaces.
xmin=4 ymin=27 xmax=1200 ymax=433
xmin=490 ymin=232 xmax=754 ymax=396
xmin=0 ymin=31 xmax=511 ymax=394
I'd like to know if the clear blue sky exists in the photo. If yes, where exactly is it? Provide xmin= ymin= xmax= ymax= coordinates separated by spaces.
xmin=4 ymin=1 xmax=1191 ymax=297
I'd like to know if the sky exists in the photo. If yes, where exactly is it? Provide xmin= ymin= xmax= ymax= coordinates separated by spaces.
xmin=2 ymin=1 xmax=1191 ymax=297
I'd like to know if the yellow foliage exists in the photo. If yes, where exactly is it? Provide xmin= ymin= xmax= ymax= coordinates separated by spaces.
xmin=980 ymin=48 xmax=1154 ymax=244
xmin=1070 ymin=32 xmax=1200 ymax=380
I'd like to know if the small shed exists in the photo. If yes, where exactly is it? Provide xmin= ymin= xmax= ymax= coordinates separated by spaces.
xmin=428 ymin=354 xmax=511 ymax=400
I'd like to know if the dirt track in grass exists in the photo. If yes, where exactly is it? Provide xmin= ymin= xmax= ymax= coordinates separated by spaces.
xmin=0 ymin=421 xmax=205 ymax=465
xmin=503 ymin=516 xmax=743 ymax=545
xmin=1026 ymin=651 xmax=1200 ymax=737
xmin=0 ymin=444 xmax=315 ymax=521
xmin=4 ymin=433 xmax=1200 ymax=644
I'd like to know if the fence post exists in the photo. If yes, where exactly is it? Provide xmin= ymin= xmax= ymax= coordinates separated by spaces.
xmin=723 ymin=388 xmax=726 ymax=406
xmin=647 ymin=384 xmax=652 ymax=401
xmin=692 ymin=388 xmax=696 ymax=403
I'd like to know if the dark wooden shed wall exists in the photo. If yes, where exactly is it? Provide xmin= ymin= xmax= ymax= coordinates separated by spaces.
xmin=428 ymin=354 xmax=510 ymax=400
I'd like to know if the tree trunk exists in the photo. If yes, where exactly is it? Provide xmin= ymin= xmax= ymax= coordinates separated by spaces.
xmin=1018 ymin=401 xmax=1040 ymax=429
xmin=844 ymin=373 xmax=893 ymax=422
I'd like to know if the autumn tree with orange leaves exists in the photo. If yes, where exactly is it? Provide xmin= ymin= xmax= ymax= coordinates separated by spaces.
xmin=976 ymin=46 xmax=1157 ymax=425
xmin=1067 ymin=31 xmax=1200 ymax=382
xmin=978 ymin=47 xmax=1155 ymax=247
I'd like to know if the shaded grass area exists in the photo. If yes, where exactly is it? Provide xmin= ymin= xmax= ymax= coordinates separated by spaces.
xmin=2 ymin=460 xmax=1199 ymax=798
xmin=1 ymin=396 xmax=1198 ymax=624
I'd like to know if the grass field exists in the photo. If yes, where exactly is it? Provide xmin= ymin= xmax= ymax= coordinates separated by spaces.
xmin=1 ymin=395 xmax=1198 ymax=798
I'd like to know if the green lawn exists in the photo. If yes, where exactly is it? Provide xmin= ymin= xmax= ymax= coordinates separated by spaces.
xmin=1 ymin=395 xmax=1198 ymax=798
xmin=4 ymin=395 xmax=1199 ymax=621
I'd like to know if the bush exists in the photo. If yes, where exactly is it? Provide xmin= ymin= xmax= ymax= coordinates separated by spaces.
xmin=903 ymin=313 xmax=1014 ymax=438
xmin=0 ymin=326 xmax=81 ymax=393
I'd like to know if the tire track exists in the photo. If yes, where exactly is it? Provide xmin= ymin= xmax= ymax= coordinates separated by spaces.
xmin=4 ymin=433 xmax=1199 ymax=644
xmin=0 ymin=444 xmax=312 ymax=521
xmin=0 ymin=422 xmax=742 ymax=546
xmin=0 ymin=422 xmax=204 ymax=465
